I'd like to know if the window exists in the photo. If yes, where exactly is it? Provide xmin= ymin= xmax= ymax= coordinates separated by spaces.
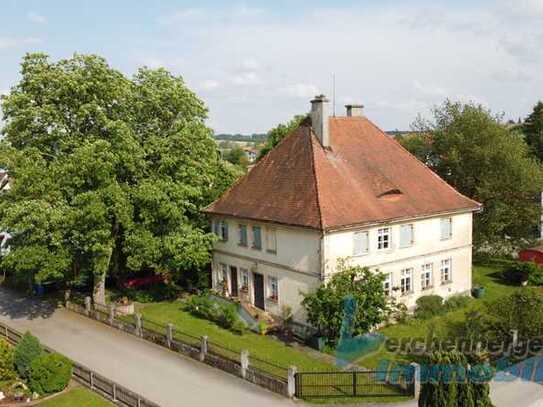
xmin=266 ymin=228 xmax=277 ymax=253
xmin=399 ymin=224 xmax=414 ymax=248
xmin=421 ymin=263 xmax=433 ymax=290
xmin=220 ymin=263 xmax=228 ymax=283
xmin=268 ymin=276 xmax=278 ymax=301
xmin=212 ymin=220 xmax=220 ymax=236
xmin=240 ymin=268 xmax=249 ymax=291
xmin=219 ymin=221 xmax=229 ymax=241
xmin=383 ymin=273 xmax=392 ymax=297
xmin=440 ymin=217 xmax=452 ymax=240
xmin=353 ymin=231 xmax=369 ymax=256
xmin=238 ymin=224 xmax=248 ymax=247
xmin=252 ymin=226 xmax=262 ymax=250
xmin=377 ymin=228 xmax=391 ymax=250
xmin=441 ymin=258 xmax=452 ymax=283
xmin=400 ymin=268 xmax=413 ymax=296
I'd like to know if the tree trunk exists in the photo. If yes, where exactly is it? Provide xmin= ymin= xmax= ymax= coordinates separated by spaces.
xmin=92 ymin=245 xmax=113 ymax=305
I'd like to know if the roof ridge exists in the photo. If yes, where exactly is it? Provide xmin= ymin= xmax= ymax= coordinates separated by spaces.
xmin=307 ymin=128 xmax=324 ymax=230
xmin=363 ymin=118 xmax=481 ymax=208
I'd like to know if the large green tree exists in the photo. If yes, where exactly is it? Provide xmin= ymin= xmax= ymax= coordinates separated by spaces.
xmin=401 ymin=100 xmax=543 ymax=248
xmin=0 ymin=53 xmax=238 ymax=303
xmin=523 ymin=101 xmax=543 ymax=161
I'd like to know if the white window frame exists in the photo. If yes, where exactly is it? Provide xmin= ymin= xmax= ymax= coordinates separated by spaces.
xmin=441 ymin=258 xmax=452 ymax=284
xmin=219 ymin=263 xmax=228 ymax=284
xmin=240 ymin=268 xmax=249 ymax=291
xmin=440 ymin=217 xmax=452 ymax=241
xmin=220 ymin=221 xmax=229 ymax=241
xmin=268 ymin=276 xmax=279 ymax=302
xmin=377 ymin=227 xmax=391 ymax=250
xmin=400 ymin=268 xmax=413 ymax=296
xmin=353 ymin=231 xmax=369 ymax=256
xmin=252 ymin=226 xmax=262 ymax=250
xmin=238 ymin=224 xmax=248 ymax=247
xmin=266 ymin=227 xmax=277 ymax=254
xmin=383 ymin=273 xmax=392 ymax=297
xmin=421 ymin=263 xmax=433 ymax=290
xmin=399 ymin=224 xmax=414 ymax=248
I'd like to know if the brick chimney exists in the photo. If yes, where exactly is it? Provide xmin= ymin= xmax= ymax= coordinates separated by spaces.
xmin=310 ymin=95 xmax=330 ymax=148
xmin=345 ymin=104 xmax=364 ymax=117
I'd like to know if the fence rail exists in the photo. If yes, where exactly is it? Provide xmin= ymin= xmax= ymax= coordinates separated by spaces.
xmin=65 ymin=297 xmax=290 ymax=397
xmin=0 ymin=320 xmax=160 ymax=407
xmin=295 ymin=369 xmax=414 ymax=399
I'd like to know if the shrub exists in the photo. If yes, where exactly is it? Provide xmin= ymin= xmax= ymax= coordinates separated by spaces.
xmin=0 ymin=339 xmax=16 ymax=381
xmin=185 ymin=294 xmax=246 ymax=334
xmin=29 ymin=353 xmax=72 ymax=395
xmin=114 ymin=283 xmax=181 ymax=303
xmin=230 ymin=319 xmax=247 ymax=335
xmin=414 ymin=295 xmax=445 ymax=320
xmin=218 ymin=304 xmax=239 ymax=330
xmin=503 ymin=261 xmax=542 ymax=285
xmin=257 ymin=321 xmax=268 ymax=335
xmin=14 ymin=332 xmax=42 ymax=379
xmin=444 ymin=295 xmax=471 ymax=311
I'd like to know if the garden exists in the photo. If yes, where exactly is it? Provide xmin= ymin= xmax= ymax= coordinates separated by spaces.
xmin=0 ymin=333 xmax=72 ymax=404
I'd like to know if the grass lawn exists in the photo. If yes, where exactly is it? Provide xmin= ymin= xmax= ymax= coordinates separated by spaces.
xmin=357 ymin=260 xmax=520 ymax=369
xmin=37 ymin=386 xmax=113 ymax=407
xmin=135 ymin=300 xmax=334 ymax=377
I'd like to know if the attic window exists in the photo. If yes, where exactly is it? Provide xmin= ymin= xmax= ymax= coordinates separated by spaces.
xmin=378 ymin=189 xmax=403 ymax=201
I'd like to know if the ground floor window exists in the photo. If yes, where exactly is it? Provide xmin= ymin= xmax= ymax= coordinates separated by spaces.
xmin=441 ymin=258 xmax=452 ymax=283
xmin=240 ymin=268 xmax=249 ymax=291
xmin=383 ymin=273 xmax=392 ymax=297
xmin=421 ymin=263 xmax=433 ymax=290
xmin=268 ymin=276 xmax=278 ymax=302
xmin=400 ymin=268 xmax=413 ymax=296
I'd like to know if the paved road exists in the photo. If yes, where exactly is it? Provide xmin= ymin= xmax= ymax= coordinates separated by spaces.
xmin=0 ymin=287 xmax=297 ymax=407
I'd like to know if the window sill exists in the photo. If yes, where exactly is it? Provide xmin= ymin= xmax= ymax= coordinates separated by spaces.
xmin=238 ymin=243 xmax=248 ymax=248
xmin=441 ymin=280 xmax=453 ymax=286
xmin=266 ymin=297 xmax=279 ymax=304
xmin=440 ymin=237 xmax=452 ymax=242
xmin=398 ymin=244 xmax=413 ymax=249
xmin=422 ymin=285 xmax=433 ymax=291
xmin=352 ymin=252 xmax=369 ymax=258
xmin=266 ymin=249 xmax=277 ymax=255
xmin=400 ymin=292 xmax=414 ymax=297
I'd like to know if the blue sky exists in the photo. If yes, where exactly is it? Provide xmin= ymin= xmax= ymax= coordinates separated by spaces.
xmin=1 ymin=0 xmax=542 ymax=133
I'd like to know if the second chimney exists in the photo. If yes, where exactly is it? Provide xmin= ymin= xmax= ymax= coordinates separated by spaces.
xmin=345 ymin=104 xmax=364 ymax=117
xmin=310 ymin=95 xmax=330 ymax=148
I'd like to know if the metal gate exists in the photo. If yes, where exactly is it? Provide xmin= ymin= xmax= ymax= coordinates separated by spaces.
xmin=294 ymin=369 xmax=413 ymax=399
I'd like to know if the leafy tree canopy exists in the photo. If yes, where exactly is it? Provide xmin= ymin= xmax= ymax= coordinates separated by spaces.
xmin=301 ymin=261 xmax=392 ymax=344
xmin=523 ymin=101 xmax=543 ymax=161
xmin=400 ymin=100 xmax=543 ymax=248
xmin=257 ymin=115 xmax=306 ymax=160
xmin=224 ymin=146 xmax=249 ymax=169
xmin=0 ymin=53 xmax=239 ymax=303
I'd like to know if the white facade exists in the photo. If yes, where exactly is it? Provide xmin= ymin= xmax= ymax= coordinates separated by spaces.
xmin=211 ymin=210 xmax=474 ymax=323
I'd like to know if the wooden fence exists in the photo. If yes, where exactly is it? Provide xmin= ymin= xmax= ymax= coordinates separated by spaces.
xmin=65 ymin=298 xmax=290 ymax=397
xmin=0 ymin=321 xmax=160 ymax=407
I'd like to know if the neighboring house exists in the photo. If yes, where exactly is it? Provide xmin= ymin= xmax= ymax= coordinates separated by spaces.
xmin=203 ymin=96 xmax=481 ymax=324
xmin=242 ymin=146 xmax=258 ymax=163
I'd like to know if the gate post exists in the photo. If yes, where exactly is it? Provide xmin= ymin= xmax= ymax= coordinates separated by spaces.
xmin=353 ymin=371 xmax=357 ymax=397
xmin=240 ymin=350 xmax=249 ymax=379
xmin=288 ymin=365 xmax=297 ymax=398
xmin=200 ymin=335 xmax=208 ymax=361
xmin=108 ymin=304 xmax=115 ymax=325
xmin=135 ymin=313 xmax=142 ymax=337
xmin=166 ymin=323 xmax=174 ymax=348
xmin=84 ymin=296 xmax=92 ymax=317
xmin=410 ymin=362 xmax=421 ymax=399
xmin=64 ymin=290 xmax=71 ymax=307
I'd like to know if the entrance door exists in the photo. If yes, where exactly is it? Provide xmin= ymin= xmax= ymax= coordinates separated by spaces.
xmin=230 ymin=266 xmax=238 ymax=297
xmin=253 ymin=272 xmax=265 ymax=310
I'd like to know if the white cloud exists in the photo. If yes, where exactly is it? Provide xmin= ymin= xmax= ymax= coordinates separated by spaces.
xmin=282 ymin=83 xmax=320 ymax=99
xmin=154 ymin=2 xmax=543 ymax=133
xmin=0 ymin=37 xmax=41 ymax=49
xmin=200 ymin=79 xmax=220 ymax=90
xmin=28 ymin=12 xmax=46 ymax=24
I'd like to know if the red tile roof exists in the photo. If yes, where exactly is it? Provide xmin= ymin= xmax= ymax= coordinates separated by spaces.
xmin=204 ymin=116 xmax=480 ymax=230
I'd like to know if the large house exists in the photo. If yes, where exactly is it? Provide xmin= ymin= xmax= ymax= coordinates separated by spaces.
xmin=204 ymin=96 xmax=481 ymax=324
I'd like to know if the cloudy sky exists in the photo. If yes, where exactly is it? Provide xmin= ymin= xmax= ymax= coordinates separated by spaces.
xmin=1 ymin=0 xmax=542 ymax=133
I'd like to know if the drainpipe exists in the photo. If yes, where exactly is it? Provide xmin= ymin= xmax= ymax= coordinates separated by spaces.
xmin=320 ymin=231 xmax=326 ymax=282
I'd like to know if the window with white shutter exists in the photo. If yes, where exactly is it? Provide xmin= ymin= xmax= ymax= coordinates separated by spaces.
xmin=399 ymin=224 xmax=414 ymax=248
xmin=353 ymin=231 xmax=369 ymax=256
xmin=440 ymin=218 xmax=452 ymax=240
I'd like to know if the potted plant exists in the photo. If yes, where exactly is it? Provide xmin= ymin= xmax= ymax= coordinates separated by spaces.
xmin=115 ymin=296 xmax=135 ymax=315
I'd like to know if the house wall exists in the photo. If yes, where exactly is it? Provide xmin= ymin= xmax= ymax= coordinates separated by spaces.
xmin=324 ymin=211 xmax=474 ymax=308
xmin=210 ymin=216 xmax=322 ymax=322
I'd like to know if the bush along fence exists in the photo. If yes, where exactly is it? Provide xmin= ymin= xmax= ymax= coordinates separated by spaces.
xmin=65 ymin=295 xmax=419 ymax=400
xmin=0 ymin=321 xmax=160 ymax=407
